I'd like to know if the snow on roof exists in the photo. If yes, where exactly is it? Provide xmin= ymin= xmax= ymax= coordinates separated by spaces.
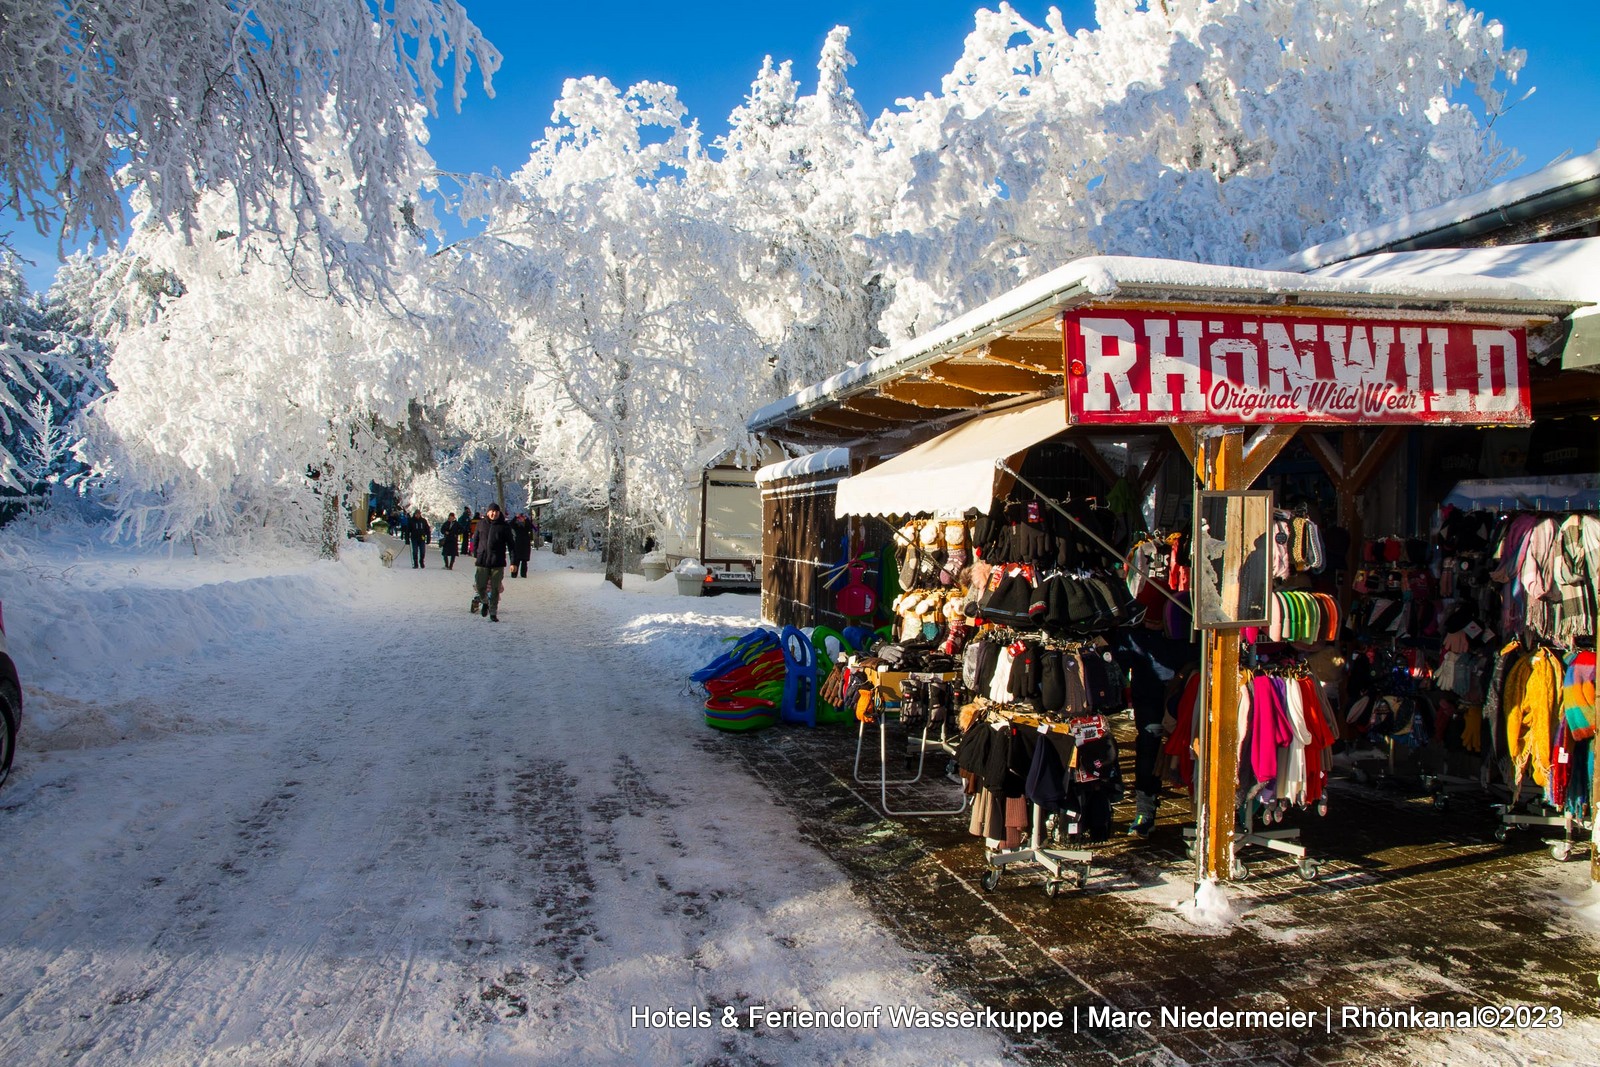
xmin=1271 ymin=147 xmax=1600 ymax=273
xmin=1310 ymin=237 xmax=1600 ymax=319
xmin=754 ymin=447 xmax=851 ymax=485
xmin=748 ymin=253 xmax=1582 ymax=434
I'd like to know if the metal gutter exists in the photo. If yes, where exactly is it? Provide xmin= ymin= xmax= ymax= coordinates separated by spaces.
xmin=1376 ymin=176 xmax=1600 ymax=255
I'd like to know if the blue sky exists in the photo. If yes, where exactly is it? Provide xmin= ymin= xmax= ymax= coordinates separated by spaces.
xmin=7 ymin=1 xmax=1597 ymax=291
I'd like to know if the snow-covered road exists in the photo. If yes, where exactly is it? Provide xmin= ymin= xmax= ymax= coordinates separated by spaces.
xmin=0 ymin=536 xmax=1009 ymax=1065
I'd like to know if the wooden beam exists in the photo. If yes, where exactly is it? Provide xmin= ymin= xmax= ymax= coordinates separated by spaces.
xmin=1066 ymin=431 xmax=1121 ymax=488
xmin=770 ymin=424 xmax=859 ymax=449
xmin=876 ymin=379 xmax=984 ymax=409
xmin=842 ymin=395 xmax=935 ymax=422
xmin=1168 ymin=426 xmax=1200 ymax=471
xmin=986 ymin=335 xmax=1062 ymax=371
xmin=929 ymin=360 xmax=1056 ymax=394
xmin=1301 ymin=432 xmax=1344 ymax=482
xmin=1239 ymin=425 xmax=1298 ymax=488
xmin=803 ymin=408 xmax=897 ymax=433
xmin=1199 ymin=430 xmax=1245 ymax=885
xmin=1347 ymin=427 xmax=1407 ymax=492
xmin=1137 ymin=439 xmax=1173 ymax=493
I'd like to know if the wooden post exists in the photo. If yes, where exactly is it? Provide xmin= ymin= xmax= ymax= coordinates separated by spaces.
xmin=1197 ymin=430 xmax=1245 ymax=884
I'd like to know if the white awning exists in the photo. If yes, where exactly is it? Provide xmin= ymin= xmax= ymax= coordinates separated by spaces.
xmin=834 ymin=399 xmax=1067 ymax=517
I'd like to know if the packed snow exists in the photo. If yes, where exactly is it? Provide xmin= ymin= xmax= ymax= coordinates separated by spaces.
xmin=0 ymin=523 xmax=1008 ymax=1065
xmin=6 ymin=522 xmax=1600 ymax=1064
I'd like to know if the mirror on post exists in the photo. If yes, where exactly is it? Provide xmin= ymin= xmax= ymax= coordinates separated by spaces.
xmin=1192 ymin=489 xmax=1273 ymax=630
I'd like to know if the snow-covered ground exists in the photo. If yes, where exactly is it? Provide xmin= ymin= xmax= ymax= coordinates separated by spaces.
xmin=0 ymin=523 xmax=1009 ymax=1065
xmin=4 ymin=521 xmax=1598 ymax=1066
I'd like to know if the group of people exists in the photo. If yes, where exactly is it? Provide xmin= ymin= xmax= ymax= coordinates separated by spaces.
xmin=380 ymin=503 xmax=540 ymax=623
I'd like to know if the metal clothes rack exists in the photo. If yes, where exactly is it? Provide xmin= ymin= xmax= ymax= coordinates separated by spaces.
xmin=1183 ymin=787 xmax=1321 ymax=882
xmin=975 ymin=713 xmax=1099 ymax=897
xmin=1349 ymin=732 xmax=1474 ymax=811
xmin=850 ymin=667 xmax=966 ymax=817
xmin=982 ymin=800 xmax=1094 ymax=898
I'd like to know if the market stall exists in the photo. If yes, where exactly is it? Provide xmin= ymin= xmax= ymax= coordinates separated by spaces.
xmin=752 ymin=246 xmax=1598 ymax=888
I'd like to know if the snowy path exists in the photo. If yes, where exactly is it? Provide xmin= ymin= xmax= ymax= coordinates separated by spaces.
xmin=0 ymin=543 xmax=1008 ymax=1065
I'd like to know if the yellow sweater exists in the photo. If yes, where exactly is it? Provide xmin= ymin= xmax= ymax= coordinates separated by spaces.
xmin=1505 ymin=648 xmax=1562 ymax=789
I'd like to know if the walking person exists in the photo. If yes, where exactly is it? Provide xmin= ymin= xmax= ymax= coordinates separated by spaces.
xmin=469 ymin=503 xmax=513 ymax=622
xmin=510 ymin=514 xmax=533 ymax=578
xmin=438 ymin=513 xmax=461 ymax=570
xmin=409 ymin=508 xmax=432 ymax=569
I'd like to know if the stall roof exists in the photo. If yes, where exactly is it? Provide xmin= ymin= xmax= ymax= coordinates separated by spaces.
xmin=1271 ymin=148 xmax=1600 ymax=273
xmin=833 ymin=399 xmax=1066 ymax=517
xmin=748 ymin=252 xmax=1584 ymax=449
xmin=755 ymin=447 xmax=851 ymax=486
xmin=1307 ymin=236 xmax=1600 ymax=371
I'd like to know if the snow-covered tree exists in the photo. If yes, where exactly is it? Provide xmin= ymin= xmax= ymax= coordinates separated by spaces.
xmin=0 ymin=251 xmax=105 ymax=504
xmin=0 ymin=0 xmax=498 ymax=293
xmin=460 ymin=77 xmax=773 ymax=587
xmin=863 ymin=0 xmax=1525 ymax=339
xmin=712 ymin=29 xmax=888 ymax=393
xmin=80 ymin=119 xmax=457 ymax=555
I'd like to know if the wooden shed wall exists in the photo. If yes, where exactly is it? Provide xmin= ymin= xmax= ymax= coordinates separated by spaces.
xmin=760 ymin=474 xmax=892 ymax=630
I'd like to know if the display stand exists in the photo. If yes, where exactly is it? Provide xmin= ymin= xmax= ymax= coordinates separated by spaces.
xmin=1183 ymin=789 xmax=1321 ymax=881
xmin=1350 ymin=735 xmax=1462 ymax=810
xmin=850 ymin=667 xmax=966 ymax=817
xmin=1494 ymin=802 xmax=1594 ymax=862
xmin=982 ymin=801 xmax=1093 ymax=898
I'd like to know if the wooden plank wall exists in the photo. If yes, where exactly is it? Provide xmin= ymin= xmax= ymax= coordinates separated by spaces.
xmin=760 ymin=476 xmax=891 ymax=630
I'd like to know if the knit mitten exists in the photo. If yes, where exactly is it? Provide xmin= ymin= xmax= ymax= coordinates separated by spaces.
xmin=940 ymin=547 xmax=968 ymax=586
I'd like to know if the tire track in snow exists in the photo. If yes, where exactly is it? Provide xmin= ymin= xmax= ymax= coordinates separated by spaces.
xmin=0 ymin=582 xmax=463 ymax=1065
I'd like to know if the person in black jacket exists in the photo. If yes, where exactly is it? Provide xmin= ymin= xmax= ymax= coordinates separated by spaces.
xmin=409 ymin=508 xmax=432 ymax=569
xmin=509 ymin=514 xmax=533 ymax=578
xmin=470 ymin=503 xmax=513 ymax=621
xmin=437 ymin=513 xmax=461 ymax=570
xmin=1111 ymin=627 xmax=1197 ymax=837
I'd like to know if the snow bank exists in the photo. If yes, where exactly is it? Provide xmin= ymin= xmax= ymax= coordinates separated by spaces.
xmin=0 ymin=520 xmax=378 ymax=743
xmin=1565 ymin=883 xmax=1600 ymax=933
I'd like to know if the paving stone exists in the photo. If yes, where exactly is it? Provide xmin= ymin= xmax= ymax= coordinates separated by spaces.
xmin=704 ymin=713 xmax=1599 ymax=1064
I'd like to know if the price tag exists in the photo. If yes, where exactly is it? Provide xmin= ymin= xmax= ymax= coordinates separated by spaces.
xmin=1464 ymin=621 xmax=1483 ymax=639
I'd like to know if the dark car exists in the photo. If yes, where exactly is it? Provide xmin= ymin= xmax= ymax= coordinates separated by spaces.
xmin=0 ymin=599 xmax=19 ymax=789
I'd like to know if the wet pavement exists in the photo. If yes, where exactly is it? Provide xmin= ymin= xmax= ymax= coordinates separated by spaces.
xmin=711 ymin=713 xmax=1598 ymax=1065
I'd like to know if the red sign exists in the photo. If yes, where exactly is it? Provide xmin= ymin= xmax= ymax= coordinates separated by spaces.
xmin=1062 ymin=309 xmax=1530 ymax=426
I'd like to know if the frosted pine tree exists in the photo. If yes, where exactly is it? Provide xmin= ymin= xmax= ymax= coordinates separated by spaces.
xmin=713 ymin=29 xmax=888 ymax=392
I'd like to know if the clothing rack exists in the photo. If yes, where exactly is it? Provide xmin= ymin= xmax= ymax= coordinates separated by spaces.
xmin=983 ymin=802 xmax=1094 ymax=898
xmin=1182 ymin=795 xmax=1320 ymax=881
xmin=976 ymin=708 xmax=1095 ymax=897
xmin=1170 ymin=650 xmax=1333 ymax=881
xmin=1490 ymin=633 xmax=1595 ymax=859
